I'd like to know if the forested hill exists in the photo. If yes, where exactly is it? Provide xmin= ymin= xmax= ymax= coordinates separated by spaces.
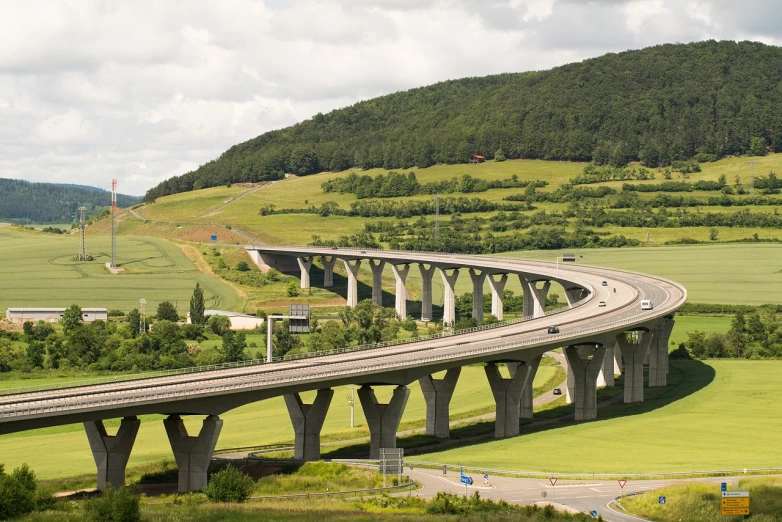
xmin=0 ymin=178 xmax=143 ymax=223
xmin=145 ymin=40 xmax=782 ymax=201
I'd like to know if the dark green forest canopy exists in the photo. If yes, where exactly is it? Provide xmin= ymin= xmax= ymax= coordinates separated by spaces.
xmin=145 ymin=40 xmax=782 ymax=201
xmin=0 ymin=178 xmax=143 ymax=224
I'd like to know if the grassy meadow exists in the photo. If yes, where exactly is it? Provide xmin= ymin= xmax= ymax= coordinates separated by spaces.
xmin=415 ymin=359 xmax=782 ymax=474
xmin=0 ymin=224 xmax=242 ymax=313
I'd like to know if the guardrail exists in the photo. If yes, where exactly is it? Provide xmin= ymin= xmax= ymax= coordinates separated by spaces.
xmin=0 ymin=308 xmax=668 ymax=419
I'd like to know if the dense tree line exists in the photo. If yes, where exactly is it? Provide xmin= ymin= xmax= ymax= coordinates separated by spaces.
xmin=577 ymin=207 xmax=782 ymax=229
xmin=144 ymin=41 xmax=782 ymax=201
xmin=0 ymin=178 xmax=142 ymax=224
xmin=683 ymin=307 xmax=782 ymax=359
xmin=261 ymin=196 xmax=528 ymax=219
xmin=321 ymin=171 xmax=547 ymax=198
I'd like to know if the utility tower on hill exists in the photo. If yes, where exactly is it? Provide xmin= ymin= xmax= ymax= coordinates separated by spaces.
xmin=110 ymin=178 xmax=117 ymax=268
xmin=746 ymin=160 xmax=759 ymax=196
xmin=76 ymin=206 xmax=89 ymax=261
xmin=139 ymin=299 xmax=146 ymax=335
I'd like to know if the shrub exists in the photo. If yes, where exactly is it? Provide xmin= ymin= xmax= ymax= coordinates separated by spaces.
xmin=203 ymin=465 xmax=254 ymax=503
xmin=0 ymin=463 xmax=49 ymax=520
xmin=236 ymin=261 xmax=250 ymax=271
xmin=84 ymin=486 xmax=141 ymax=522
xmin=286 ymin=280 xmax=300 ymax=297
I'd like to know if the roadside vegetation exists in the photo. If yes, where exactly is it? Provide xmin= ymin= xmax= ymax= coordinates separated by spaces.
xmin=622 ymin=477 xmax=782 ymax=521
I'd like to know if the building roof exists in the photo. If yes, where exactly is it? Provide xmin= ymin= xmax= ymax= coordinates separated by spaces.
xmin=472 ymin=154 xmax=485 ymax=159
xmin=6 ymin=307 xmax=108 ymax=313
xmin=204 ymin=310 xmax=262 ymax=319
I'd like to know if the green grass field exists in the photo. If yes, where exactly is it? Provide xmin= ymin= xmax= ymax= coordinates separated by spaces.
xmin=415 ymin=359 xmax=782 ymax=474
xmin=0 ymin=364 xmax=558 ymax=480
xmin=0 ymin=225 xmax=242 ymax=313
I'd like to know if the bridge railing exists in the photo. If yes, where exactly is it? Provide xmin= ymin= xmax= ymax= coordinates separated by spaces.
xmin=0 ymin=308 xmax=671 ymax=418
xmin=0 ymin=294 xmax=591 ymax=397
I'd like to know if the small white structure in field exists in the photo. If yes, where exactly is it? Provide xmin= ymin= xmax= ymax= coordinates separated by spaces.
xmin=5 ymin=307 xmax=109 ymax=324
xmin=188 ymin=310 xmax=265 ymax=330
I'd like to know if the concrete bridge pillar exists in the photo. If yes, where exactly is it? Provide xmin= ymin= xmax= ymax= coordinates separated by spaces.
xmin=357 ymin=385 xmax=410 ymax=459
xmin=520 ymin=276 xmax=550 ymax=318
xmin=342 ymin=259 xmax=362 ymax=308
xmin=508 ymin=355 xmax=542 ymax=419
xmin=321 ymin=256 xmax=336 ymax=287
xmin=419 ymin=368 xmax=461 ymax=438
xmin=419 ymin=264 xmax=436 ymax=322
xmin=613 ymin=340 xmax=623 ymax=376
xmin=602 ymin=341 xmax=615 ymax=387
xmin=564 ymin=344 xmax=607 ymax=421
xmin=391 ymin=264 xmax=410 ymax=318
xmin=649 ymin=318 xmax=674 ymax=387
xmin=487 ymin=274 xmax=508 ymax=321
xmin=369 ymin=260 xmax=386 ymax=306
xmin=284 ymin=389 xmax=333 ymax=461
xmin=84 ymin=416 xmax=140 ymax=490
xmin=164 ymin=415 xmax=222 ymax=493
xmin=440 ymin=268 xmax=460 ymax=327
xmin=484 ymin=363 xmax=528 ymax=438
xmin=469 ymin=269 xmax=486 ymax=323
xmin=617 ymin=331 xmax=653 ymax=403
xmin=297 ymin=257 xmax=313 ymax=289
xmin=564 ymin=286 xmax=586 ymax=307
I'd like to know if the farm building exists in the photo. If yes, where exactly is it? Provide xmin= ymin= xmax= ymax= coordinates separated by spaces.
xmin=5 ymin=307 xmax=109 ymax=324
xmin=188 ymin=310 xmax=265 ymax=330
xmin=468 ymin=154 xmax=485 ymax=163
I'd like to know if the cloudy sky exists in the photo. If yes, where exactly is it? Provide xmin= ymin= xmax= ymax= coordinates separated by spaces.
xmin=1 ymin=0 xmax=781 ymax=195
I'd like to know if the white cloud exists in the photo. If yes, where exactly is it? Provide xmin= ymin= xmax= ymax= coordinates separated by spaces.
xmin=0 ymin=0 xmax=780 ymax=195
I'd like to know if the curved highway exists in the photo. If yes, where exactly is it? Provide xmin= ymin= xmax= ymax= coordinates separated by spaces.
xmin=0 ymin=247 xmax=686 ymax=434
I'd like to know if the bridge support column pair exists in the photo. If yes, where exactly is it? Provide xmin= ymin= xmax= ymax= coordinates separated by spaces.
xmin=283 ymin=385 xmax=409 ymax=461
xmin=484 ymin=357 xmax=542 ymax=438
xmin=520 ymin=276 xmax=550 ymax=318
xmin=85 ymin=414 xmax=222 ymax=493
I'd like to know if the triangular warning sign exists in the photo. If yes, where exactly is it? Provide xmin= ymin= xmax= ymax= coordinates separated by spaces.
xmin=618 ymin=480 xmax=627 ymax=488
xmin=549 ymin=477 xmax=558 ymax=487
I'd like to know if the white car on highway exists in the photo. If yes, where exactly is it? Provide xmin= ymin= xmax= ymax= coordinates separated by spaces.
xmin=641 ymin=299 xmax=653 ymax=310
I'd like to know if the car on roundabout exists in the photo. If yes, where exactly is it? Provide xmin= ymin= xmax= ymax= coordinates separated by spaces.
xmin=602 ymin=280 xmax=608 ymax=286
xmin=599 ymin=300 xmax=607 ymax=307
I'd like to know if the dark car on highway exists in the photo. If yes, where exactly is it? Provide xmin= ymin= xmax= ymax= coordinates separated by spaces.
xmin=547 ymin=326 xmax=560 ymax=334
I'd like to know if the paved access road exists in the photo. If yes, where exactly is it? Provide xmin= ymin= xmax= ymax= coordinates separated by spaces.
xmin=409 ymin=466 xmax=738 ymax=522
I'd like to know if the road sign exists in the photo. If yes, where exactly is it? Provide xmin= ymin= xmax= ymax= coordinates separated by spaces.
xmin=721 ymin=491 xmax=750 ymax=516
xmin=210 ymin=235 xmax=217 ymax=241
xmin=460 ymin=475 xmax=473 ymax=485
xmin=442 ymin=465 xmax=447 ymax=475
xmin=483 ymin=474 xmax=489 ymax=479
xmin=618 ymin=480 xmax=627 ymax=489
xmin=541 ymin=491 xmax=547 ymax=498
xmin=658 ymin=496 xmax=666 ymax=505
xmin=722 ymin=491 xmax=749 ymax=498
xmin=549 ymin=477 xmax=558 ymax=487
xmin=590 ymin=510 xmax=598 ymax=517
xmin=379 ymin=448 xmax=403 ymax=475
xmin=721 ymin=482 xmax=727 ymax=492
xmin=722 ymin=498 xmax=750 ymax=508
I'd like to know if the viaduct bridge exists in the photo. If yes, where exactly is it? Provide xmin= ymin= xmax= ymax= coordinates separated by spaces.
xmin=0 ymin=247 xmax=685 ymax=493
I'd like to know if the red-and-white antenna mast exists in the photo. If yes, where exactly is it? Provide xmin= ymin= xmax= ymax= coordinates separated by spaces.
xmin=111 ymin=178 xmax=117 ymax=268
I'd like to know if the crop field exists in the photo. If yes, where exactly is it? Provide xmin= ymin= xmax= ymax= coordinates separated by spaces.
xmin=499 ymin=244 xmax=782 ymax=305
xmin=0 ymin=364 xmax=559 ymax=480
xmin=0 ymin=225 xmax=242 ymax=313
xmin=416 ymin=359 xmax=782 ymax=473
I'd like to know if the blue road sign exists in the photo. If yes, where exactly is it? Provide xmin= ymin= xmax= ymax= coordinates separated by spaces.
xmin=721 ymin=482 xmax=727 ymax=492
xmin=590 ymin=510 xmax=598 ymax=517
xmin=460 ymin=475 xmax=473 ymax=485
xmin=483 ymin=473 xmax=489 ymax=479
xmin=211 ymin=235 xmax=217 ymax=241
xmin=659 ymin=496 xmax=666 ymax=505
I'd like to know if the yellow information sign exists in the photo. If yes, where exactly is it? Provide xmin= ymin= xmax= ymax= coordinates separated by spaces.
xmin=721 ymin=497 xmax=750 ymax=515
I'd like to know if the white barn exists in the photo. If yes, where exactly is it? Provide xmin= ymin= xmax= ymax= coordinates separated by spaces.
xmin=187 ymin=310 xmax=265 ymax=330
xmin=5 ymin=307 xmax=109 ymax=324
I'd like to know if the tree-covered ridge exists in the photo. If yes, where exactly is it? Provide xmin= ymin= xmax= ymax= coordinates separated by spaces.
xmin=0 ymin=178 xmax=142 ymax=224
xmin=145 ymin=40 xmax=782 ymax=201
